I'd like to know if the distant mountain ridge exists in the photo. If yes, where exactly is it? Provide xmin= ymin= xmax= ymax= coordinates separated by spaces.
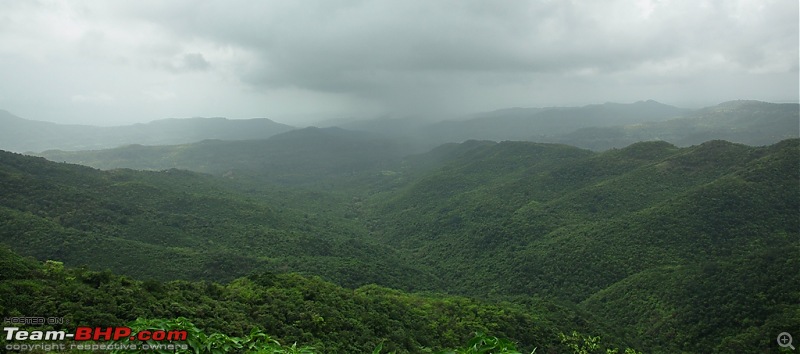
xmin=338 ymin=100 xmax=798 ymax=150
xmin=0 ymin=110 xmax=295 ymax=153
xmin=546 ymin=100 xmax=800 ymax=150
xmin=427 ymin=99 xmax=688 ymax=139
xmin=6 ymin=99 xmax=798 ymax=155
xmin=338 ymin=100 xmax=689 ymax=149
xmin=37 ymin=126 xmax=410 ymax=186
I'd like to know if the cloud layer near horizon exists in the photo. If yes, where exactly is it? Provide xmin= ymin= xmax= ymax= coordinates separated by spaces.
xmin=0 ymin=0 xmax=797 ymax=125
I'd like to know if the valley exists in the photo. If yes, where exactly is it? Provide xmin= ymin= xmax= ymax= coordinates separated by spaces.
xmin=0 ymin=101 xmax=797 ymax=352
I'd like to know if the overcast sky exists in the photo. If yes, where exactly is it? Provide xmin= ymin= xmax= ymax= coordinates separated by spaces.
xmin=0 ymin=0 xmax=797 ymax=126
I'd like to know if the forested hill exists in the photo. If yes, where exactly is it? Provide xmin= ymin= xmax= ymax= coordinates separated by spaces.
xmin=0 ymin=245 xmax=637 ymax=353
xmin=0 ymin=150 xmax=430 ymax=289
xmin=2 ymin=138 xmax=798 ymax=353
xmin=37 ymin=127 xmax=409 ymax=187
xmin=370 ymin=138 xmax=800 ymax=352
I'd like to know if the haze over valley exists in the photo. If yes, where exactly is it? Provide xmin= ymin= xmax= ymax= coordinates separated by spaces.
xmin=0 ymin=1 xmax=797 ymax=353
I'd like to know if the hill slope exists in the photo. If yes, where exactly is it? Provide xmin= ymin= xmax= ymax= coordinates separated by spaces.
xmin=5 ymin=136 xmax=798 ymax=353
xmin=37 ymin=127 xmax=409 ymax=187
xmin=0 ymin=150 xmax=431 ymax=289
xmin=2 ymin=245 xmax=639 ymax=353
xmin=369 ymin=138 xmax=800 ymax=353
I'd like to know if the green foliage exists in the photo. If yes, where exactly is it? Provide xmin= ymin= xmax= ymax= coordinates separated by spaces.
xmin=432 ymin=332 xmax=529 ymax=354
xmin=558 ymin=331 xmax=643 ymax=354
xmin=0 ymin=149 xmax=426 ymax=290
xmin=36 ymin=127 xmax=409 ymax=187
xmin=2 ymin=137 xmax=798 ymax=354
xmin=369 ymin=138 xmax=799 ymax=352
xmin=99 ymin=320 xmax=542 ymax=354
xmin=0 ymin=248 xmax=575 ymax=353
xmin=107 ymin=318 xmax=314 ymax=354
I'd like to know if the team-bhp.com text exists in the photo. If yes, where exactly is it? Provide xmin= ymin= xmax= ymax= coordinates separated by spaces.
xmin=4 ymin=326 xmax=189 ymax=351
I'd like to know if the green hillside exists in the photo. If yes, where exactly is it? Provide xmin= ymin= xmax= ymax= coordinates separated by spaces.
xmin=0 ymin=150 xmax=430 ymax=290
xmin=38 ymin=127 xmax=409 ymax=187
xmin=369 ymin=139 xmax=800 ymax=352
xmin=0 ymin=245 xmax=639 ymax=353
xmin=3 ymin=137 xmax=798 ymax=353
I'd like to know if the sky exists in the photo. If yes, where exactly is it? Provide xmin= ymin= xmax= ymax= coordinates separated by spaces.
xmin=0 ymin=0 xmax=797 ymax=126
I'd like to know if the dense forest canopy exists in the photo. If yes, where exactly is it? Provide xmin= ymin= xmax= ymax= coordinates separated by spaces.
xmin=1 ymin=130 xmax=798 ymax=353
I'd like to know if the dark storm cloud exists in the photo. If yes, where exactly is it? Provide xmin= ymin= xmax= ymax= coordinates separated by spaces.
xmin=0 ymin=0 xmax=797 ymax=124
xmin=121 ymin=0 xmax=796 ymax=113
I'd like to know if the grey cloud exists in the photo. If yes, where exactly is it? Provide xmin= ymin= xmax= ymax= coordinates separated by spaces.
xmin=146 ymin=1 xmax=795 ymax=78
xmin=154 ymin=53 xmax=211 ymax=73
xmin=209 ymin=1 xmax=794 ymax=113
xmin=182 ymin=53 xmax=210 ymax=71
xmin=1 ymin=0 xmax=797 ymax=124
